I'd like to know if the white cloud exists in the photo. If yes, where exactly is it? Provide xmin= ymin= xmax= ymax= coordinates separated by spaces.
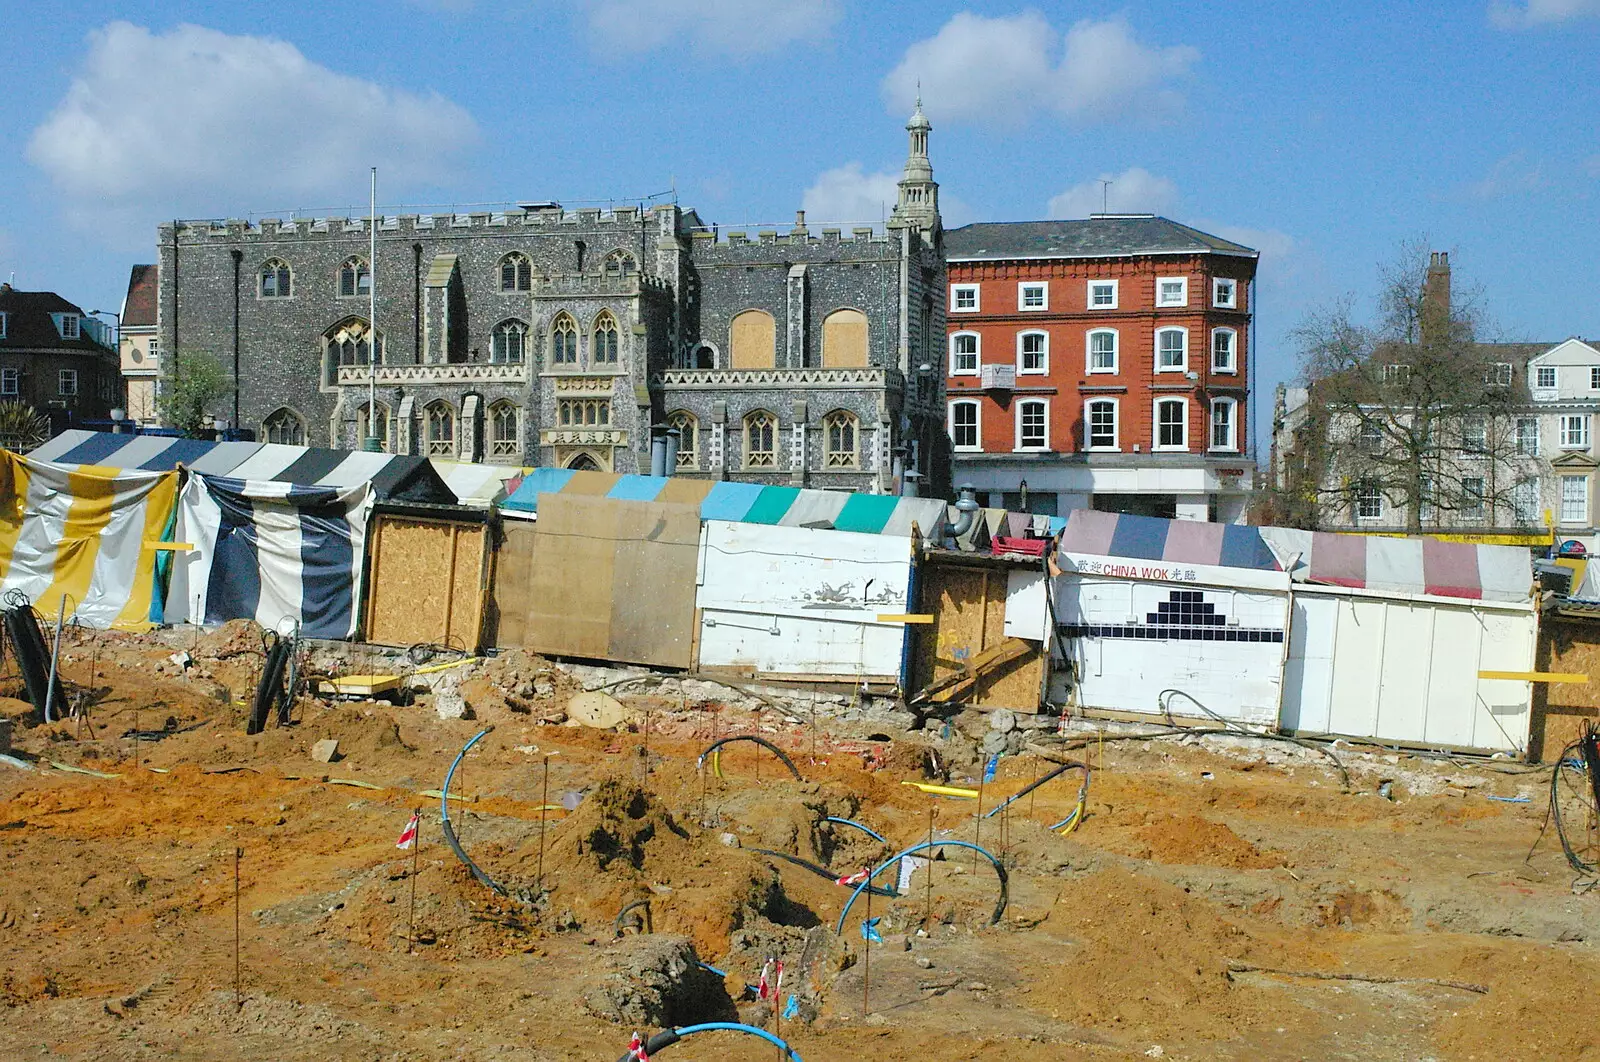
xmin=801 ymin=163 xmax=900 ymax=226
xmin=1196 ymin=222 xmax=1296 ymax=267
xmin=1490 ymin=0 xmax=1600 ymax=27
xmin=883 ymin=13 xmax=1198 ymax=126
xmin=584 ymin=0 xmax=840 ymax=55
xmin=27 ymin=22 xmax=479 ymax=236
xmin=1048 ymin=168 xmax=1179 ymax=218
xmin=1464 ymin=152 xmax=1546 ymax=199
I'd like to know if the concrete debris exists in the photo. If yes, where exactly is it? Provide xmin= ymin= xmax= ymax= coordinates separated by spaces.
xmin=431 ymin=672 xmax=472 ymax=720
xmin=310 ymin=739 xmax=339 ymax=764
xmin=566 ymin=691 xmax=635 ymax=730
xmin=989 ymin=709 xmax=1017 ymax=734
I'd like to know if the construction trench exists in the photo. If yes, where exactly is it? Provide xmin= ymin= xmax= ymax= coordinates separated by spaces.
xmin=2 ymin=620 xmax=1600 ymax=1061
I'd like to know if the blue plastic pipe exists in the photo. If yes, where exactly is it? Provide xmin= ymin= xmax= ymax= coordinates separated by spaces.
xmin=834 ymin=838 xmax=1007 ymax=935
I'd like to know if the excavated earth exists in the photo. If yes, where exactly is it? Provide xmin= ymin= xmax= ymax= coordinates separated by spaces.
xmin=0 ymin=624 xmax=1597 ymax=1061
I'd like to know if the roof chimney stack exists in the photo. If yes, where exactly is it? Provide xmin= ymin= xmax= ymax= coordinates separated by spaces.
xmin=1421 ymin=250 xmax=1451 ymax=344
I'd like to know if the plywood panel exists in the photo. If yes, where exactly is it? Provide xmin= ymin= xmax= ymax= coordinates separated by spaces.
xmin=365 ymin=515 xmax=488 ymax=650
xmin=1531 ymin=618 xmax=1600 ymax=761
xmin=1328 ymin=598 xmax=1386 ymax=739
xmin=912 ymin=562 xmax=1044 ymax=711
xmin=1472 ymin=610 xmax=1534 ymax=752
xmin=524 ymin=494 xmax=616 ymax=659
xmin=491 ymin=519 xmax=537 ymax=648
xmin=607 ymin=500 xmax=700 ymax=668
xmin=822 ymin=309 xmax=868 ymax=368
xmin=447 ymin=524 xmax=487 ymax=649
xmin=730 ymin=310 xmax=776 ymax=369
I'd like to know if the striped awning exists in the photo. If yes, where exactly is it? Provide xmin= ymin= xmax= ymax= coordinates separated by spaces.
xmin=1050 ymin=509 xmax=1531 ymax=603
xmin=1059 ymin=509 xmax=1281 ymax=570
xmin=30 ymin=430 xmax=457 ymax=504
xmin=500 ymin=469 xmax=950 ymax=536
xmin=1256 ymin=526 xmax=1533 ymax=603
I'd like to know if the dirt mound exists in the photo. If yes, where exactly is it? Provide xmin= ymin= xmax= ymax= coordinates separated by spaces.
xmin=1032 ymin=868 xmax=1312 ymax=1042
xmin=498 ymin=775 xmax=783 ymax=956
xmin=1432 ymin=944 xmax=1600 ymax=1060
xmin=1086 ymin=811 xmax=1284 ymax=869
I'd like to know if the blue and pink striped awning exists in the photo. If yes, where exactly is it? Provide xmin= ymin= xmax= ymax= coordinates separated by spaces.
xmin=1058 ymin=509 xmax=1280 ymax=569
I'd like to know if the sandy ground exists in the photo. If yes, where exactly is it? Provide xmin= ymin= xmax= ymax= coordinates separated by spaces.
xmin=1 ymin=624 xmax=1597 ymax=1061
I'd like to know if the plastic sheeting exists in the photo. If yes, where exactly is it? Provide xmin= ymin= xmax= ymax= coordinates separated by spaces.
xmin=166 ymin=476 xmax=374 ymax=639
xmin=0 ymin=450 xmax=178 ymax=629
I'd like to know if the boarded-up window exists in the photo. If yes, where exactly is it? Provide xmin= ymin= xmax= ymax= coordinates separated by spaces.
xmin=822 ymin=308 xmax=868 ymax=368
xmin=730 ymin=310 xmax=776 ymax=369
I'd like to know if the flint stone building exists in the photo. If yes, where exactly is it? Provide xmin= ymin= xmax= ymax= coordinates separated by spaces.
xmin=154 ymin=107 xmax=948 ymax=495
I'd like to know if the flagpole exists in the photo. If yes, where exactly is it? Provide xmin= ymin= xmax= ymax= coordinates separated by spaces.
xmin=407 ymin=809 xmax=420 ymax=953
xmin=365 ymin=166 xmax=379 ymax=451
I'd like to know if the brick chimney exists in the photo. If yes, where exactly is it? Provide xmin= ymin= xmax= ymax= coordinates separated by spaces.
xmin=1420 ymin=251 xmax=1450 ymax=343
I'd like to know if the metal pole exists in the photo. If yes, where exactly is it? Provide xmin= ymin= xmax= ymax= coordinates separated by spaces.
xmin=924 ymin=804 xmax=934 ymax=933
xmin=537 ymin=755 xmax=550 ymax=891
xmin=366 ymin=167 xmax=378 ymax=449
xmin=407 ymin=810 xmax=420 ymax=954
xmin=973 ymin=770 xmax=985 ymax=872
xmin=43 ymin=596 xmax=65 ymax=724
xmin=233 ymin=846 xmax=243 ymax=1008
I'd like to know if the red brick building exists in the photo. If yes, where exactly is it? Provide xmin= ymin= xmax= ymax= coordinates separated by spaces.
xmin=943 ymin=215 xmax=1258 ymax=521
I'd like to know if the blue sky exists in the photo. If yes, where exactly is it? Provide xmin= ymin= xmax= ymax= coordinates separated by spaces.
xmin=2 ymin=0 xmax=1598 ymax=448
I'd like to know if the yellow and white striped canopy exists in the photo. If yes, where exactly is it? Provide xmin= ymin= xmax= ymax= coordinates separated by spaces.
xmin=0 ymin=450 xmax=179 ymax=629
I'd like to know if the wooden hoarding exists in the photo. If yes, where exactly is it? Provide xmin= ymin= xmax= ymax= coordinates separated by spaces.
xmin=364 ymin=513 xmax=489 ymax=651
xmin=491 ymin=493 xmax=699 ymax=669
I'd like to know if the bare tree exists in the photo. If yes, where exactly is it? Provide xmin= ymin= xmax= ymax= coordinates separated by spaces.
xmin=1276 ymin=242 xmax=1536 ymax=533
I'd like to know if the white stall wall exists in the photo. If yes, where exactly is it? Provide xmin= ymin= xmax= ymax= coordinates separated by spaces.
xmin=1052 ymin=554 xmax=1293 ymax=727
xmin=695 ymin=520 xmax=912 ymax=681
xmin=1280 ymin=586 xmax=1536 ymax=754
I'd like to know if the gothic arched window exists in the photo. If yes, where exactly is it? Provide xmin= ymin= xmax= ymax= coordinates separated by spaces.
xmin=593 ymin=312 xmax=619 ymax=365
xmin=500 ymin=252 xmax=531 ymax=292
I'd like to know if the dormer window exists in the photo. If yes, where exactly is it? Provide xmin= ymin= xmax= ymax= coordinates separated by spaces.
xmin=58 ymin=314 xmax=80 ymax=339
xmin=1537 ymin=366 xmax=1557 ymax=389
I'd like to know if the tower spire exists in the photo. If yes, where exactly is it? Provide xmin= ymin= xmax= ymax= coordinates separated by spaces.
xmin=890 ymin=94 xmax=939 ymax=238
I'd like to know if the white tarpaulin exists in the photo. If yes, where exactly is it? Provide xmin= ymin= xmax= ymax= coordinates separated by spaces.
xmin=694 ymin=520 xmax=912 ymax=681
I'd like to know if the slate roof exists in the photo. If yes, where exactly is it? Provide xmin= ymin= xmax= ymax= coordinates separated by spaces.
xmin=121 ymin=265 xmax=158 ymax=328
xmin=0 ymin=285 xmax=112 ymax=353
xmin=944 ymin=215 xmax=1258 ymax=262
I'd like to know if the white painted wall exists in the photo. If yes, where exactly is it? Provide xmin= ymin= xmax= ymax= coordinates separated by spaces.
xmin=1279 ymin=585 xmax=1536 ymax=753
xmin=695 ymin=520 xmax=913 ymax=681
xmin=1051 ymin=554 xmax=1292 ymax=727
